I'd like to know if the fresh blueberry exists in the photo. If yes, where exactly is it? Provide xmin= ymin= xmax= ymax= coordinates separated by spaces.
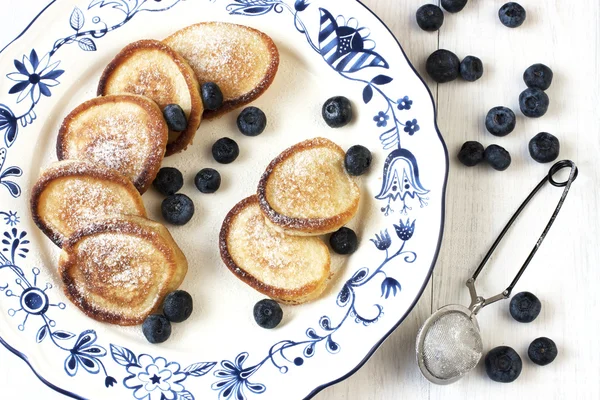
xmin=142 ymin=314 xmax=172 ymax=344
xmin=201 ymin=82 xmax=223 ymax=111
xmin=528 ymin=337 xmax=558 ymax=366
xmin=237 ymin=106 xmax=267 ymax=136
xmin=322 ymin=96 xmax=353 ymax=128
xmin=195 ymin=168 xmax=221 ymax=193
xmin=329 ymin=227 xmax=358 ymax=255
xmin=212 ymin=137 xmax=239 ymax=164
xmin=509 ymin=291 xmax=541 ymax=323
xmin=345 ymin=145 xmax=372 ymax=176
xmin=523 ymin=64 xmax=553 ymax=91
xmin=460 ymin=56 xmax=484 ymax=82
xmin=441 ymin=0 xmax=468 ymax=13
xmin=426 ymin=49 xmax=460 ymax=83
xmin=153 ymin=167 xmax=184 ymax=195
xmin=485 ymin=346 xmax=522 ymax=383
xmin=416 ymin=4 xmax=444 ymax=32
xmin=499 ymin=2 xmax=526 ymax=28
xmin=485 ymin=106 xmax=516 ymax=137
xmin=163 ymin=104 xmax=187 ymax=132
xmin=484 ymin=145 xmax=511 ymax=171
xmin=457 ymin=141 xmax=485 ymax=167
xmin=519 ymin=88 xmax=550 ymax=118
xmin=162 ymin=290 xmax=193 ymax=323
xmin=529 ymin=132 xmax=560 ymax=163
xmin=253 ymin=299 xmax=283 ymax=329
xmin=161 ymin=194 xmax=194 ymax=225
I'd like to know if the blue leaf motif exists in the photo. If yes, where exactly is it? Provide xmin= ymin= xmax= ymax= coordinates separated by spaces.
xmin=303 ymin=342 xmax=316 ymax=358
xmin=110 ymin=344 xmax=137 ymax=366
xmin=52 ymin=330 xmax=75 ymax=340
xmin=336 ymin=284 xmax=351 ymax=306
xmin=350 ymin=267 xmax=369 ymax=284
xmin=177 ymin=391 xmax=194 ymax=400
xmin=36 ymin=325 xmax=48 ymax=343
xmin=247 ymin=382 xmax=266 ymax=394
xmin=70 ymin=7 xmax=85 ymax=31
xmin=1 ymin=166 xmax=22 ymax=178
xmin=1 ymin=181 xmax=21 ymax=198
xmin=326 ymin=337 xmax=340 ymax=354
xmin=363 ymin=85 xmax=373 ymax=104
xmin=306 ymin=328 xmax=320 ymax=339
xmin=183 ymin=361 xmax=216 ymax=377
xmin=228 ymin=5 xmax=274 ymax=16
xmin=0 ymin=105 xmax=18 ymax=147
xmin=77 ymin=38 xmax=96 ymax=52
xmin=371 ymin=75 xmax=393 ymax=85
xmin=319 ymin=316 xmax=333 ymax=330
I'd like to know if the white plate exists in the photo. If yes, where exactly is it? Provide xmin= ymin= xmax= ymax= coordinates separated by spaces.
xmin=0 ymin=1 xmax=448 ymax=398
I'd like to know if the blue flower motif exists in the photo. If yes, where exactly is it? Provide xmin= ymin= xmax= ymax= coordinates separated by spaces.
xmin=294 ymin=0 xmax=310 ymax=11
xmin=64 ymin=330 xmax=107 ymax=376
xmin=212 ymin=352 xmax=266 ymax=400
xmin=381 ymin=277 xmax=401 ymax=299
xmin=124 ymin=355 xmax=187 ymax=400
xmin=370 ymin=229 xmax=391 ymax=250
xmin=0 ymin=104 xmax=18 ymax=147
xmin=394 ymin=219 xmax=416 ymax=241
xmin=105 ymin=376 xmax=117 ymax=388
xmin=397 ymin=96 xmax=413 ymax=110
xmin=0 ymin=211 xmax=19 ymax=226
xmin=7 ymin=50 xmax=64 ymax=104
xmin=403 ymin=119 xmax=420 ymax=135
xmin=373 ymin=111 xmax=389 ymax=127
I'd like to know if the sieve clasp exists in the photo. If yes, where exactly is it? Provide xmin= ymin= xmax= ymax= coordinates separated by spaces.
xmin=466 ymin=278 xmax=509 ymax=316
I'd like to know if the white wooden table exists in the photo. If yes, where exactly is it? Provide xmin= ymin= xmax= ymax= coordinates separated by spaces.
xmin=1 ymin=0 xmax=599 ymax=398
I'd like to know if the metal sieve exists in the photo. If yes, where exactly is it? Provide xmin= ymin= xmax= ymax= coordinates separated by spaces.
xmin=416 ymin=160 xmax=578 ymax=385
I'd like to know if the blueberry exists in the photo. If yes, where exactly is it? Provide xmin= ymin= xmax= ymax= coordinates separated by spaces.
xmin=161 ymin=194 xmax=194 ymax=225
xmin=485 ymin=346 xmax=522 ymax=383
xmin=460 ymin=56 xmax=484 ymax=82
xmin=499 ymin=2 xmax=526 ymax=28
xmin=426 ymin=49 xmax=460 ymax=83
xmin=212 ymin=137 xmax=239 ymax=164
xmin=441 ymin=0 xmax=468 ymax=13
xmin=237 ymin=106 xmax=267 ymax=136
xmin=253 ymin=299 xmax=283 ymax=329
xmin=509 ymin=291 xmax=541 ymax=323
xmin=142 ymin=314 xmax=172 ymax=344
xmin=523 ymin=64 xmax=553 ymax=91
xmin=163 ymin=104 xmax=187 ymax=132
xmin=201 ymin=82 xmax=223 ymax=111
xmin=322 ymin=96 xmax=353 ymax=128
xmin=529 ymin=132 xmax=560 ymax=163
xmin=329 ymin=227 xmax=358 ymax=255
xmin=528 ymin=337 xmax=558 ymax=366
xmin=484 ymin=145 xmax=511 ymax=171
xmin=485 ymin=107 xmax=516 ymax=137
xmin=416 ymin=4 xmax=444 ymax=32
xmin=344 ymin=145 xmax=372 ymax=176
xmin=195 ymin=168 xmax=221 ymax=193
xmin=457 ymin=141 xmax=484 ymax=167
xmin=153 ymin=167 xmax=184 ymax=195
xmin=519 ymin=88 xmax=550 ymax=118
xmin=162 ymin=290 xmax=193 ymax=323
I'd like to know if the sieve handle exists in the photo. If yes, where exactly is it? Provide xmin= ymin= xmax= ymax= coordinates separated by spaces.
xmin=466 ymin=160 xmax=578 ymax=309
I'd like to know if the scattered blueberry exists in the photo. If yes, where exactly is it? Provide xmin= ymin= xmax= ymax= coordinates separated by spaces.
xmin=485 ymin=106 xmax=516 ymax=137
xmin=459 ymin=56 xmax=484 ymax=82
xmin=426 ymin=49 xmax=460 ymax=83
xmin=519 ymin=88 xmax=550 ymax=118
xmin=441 ymin=0 xmax=468 ymax=13
xmin=162 ymin=290 xmax=193 ymax=323
xmin=163 ymin=104 xmax=188 ymax=132
xmin=528 ymin=337 xmax=558 ymax=366
xmin=529 ymin=132 xmax=560 ymax=163
xmin=499 ymin=2 xmax=526 ymax=28
xmin=161 ymin=193 xmax=194 ymax=225
xmin=212 ymin=137 xmax=239 ymax=164
xmin=416 ymin=4 xmax=444 ymax=32
xmin=485 ymin=145 xmax=511 ymax=171
xmin=509 ymin=291 xmax=541 ymax=323
xmin=329 ymin=227 xmax=358 ymax=255
xmin=237 ymin=106 xmax=267 ymax=136
xmin=485 ymin=346 xmax=522 ymax=383
xmin=322 ymin=96 xmax=353 ymax=128
xmin=523 ymin=64 xmax=553 ymax=91
xmin=201 ymin=82 xmax=223 ymax=111
xmin=345 ymin=145 xmax=372 ymax=176
xmin=152 ymin=167 xmax=184 ymax=195
xmin=195 ymin=168 xmax=221 ymax=193
xmin=457 ymin=141 xmax=485 ymax=167
xmin=142 ymin=314 xmax=172 ymax=344
xmin=253 ymin=299 xmax=283 ymax=329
